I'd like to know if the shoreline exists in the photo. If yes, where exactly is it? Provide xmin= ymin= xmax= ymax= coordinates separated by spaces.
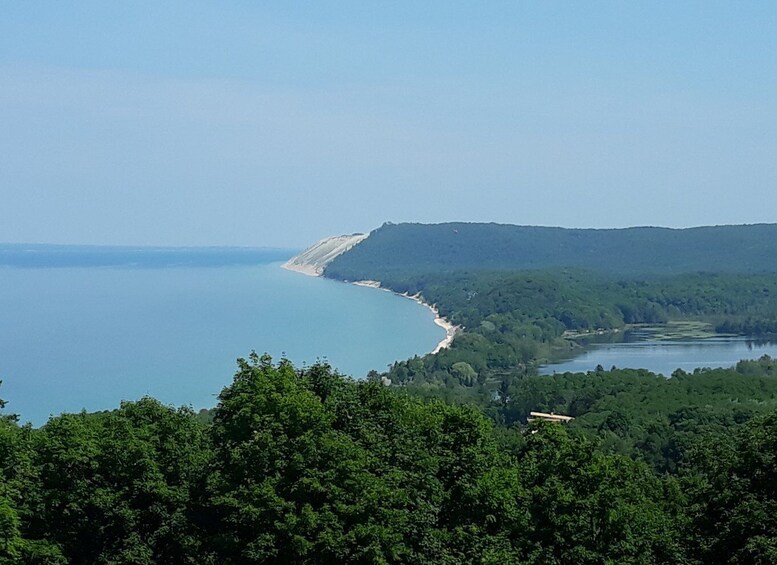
xmin=282 ymin=265 xmax=460 ymax=354
xmin=403 ymin=291 xmax=460 ymax=354
xmin=281 ymin=261 xmax=322 ymax=277
xmin=348 ymin=280 xmax=460 ymax=354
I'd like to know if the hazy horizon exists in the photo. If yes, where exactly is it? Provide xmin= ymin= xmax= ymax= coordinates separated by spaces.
xmin=5 ymin=220 xmax=777 ymax=248
xmin=3 ymin=2 xmax=776 ymax=247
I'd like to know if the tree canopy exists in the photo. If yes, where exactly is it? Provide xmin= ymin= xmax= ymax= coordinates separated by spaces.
xmin=3 ymin=356 xmax=777 ymax=563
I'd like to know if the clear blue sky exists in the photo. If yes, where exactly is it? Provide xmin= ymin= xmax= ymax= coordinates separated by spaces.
xmin=2 ymin=1 xmax=776 ymax=247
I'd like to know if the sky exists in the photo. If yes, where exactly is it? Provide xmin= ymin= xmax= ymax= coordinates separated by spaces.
xmin=1 ymin=1 xmax=776 ymax=247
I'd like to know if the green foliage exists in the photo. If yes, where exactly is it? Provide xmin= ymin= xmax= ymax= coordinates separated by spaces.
xmin=347 ymin=267 xmax=777 ymax=438
xmin=203 ymin=353 xmax=518 ymax=563
xmin=322 ymin=224 xmax=777 ymax=560
xmin=516 ymin=424 xmax=686 ymax=564
xmin=502 ymin=358 xmax=777 ymax=472
xmin=327 ymin=225 xmax=777 ymax=410
xmin=682 ymin=412 xmax=777 ymax=563
xmin=0 ymin=356 xmax=733 ymax=563
xmin=0 ymin=494 xmax=22 ymax=564
xmin=326 ymin=221 xmax=777 ymax=279
xmin=25 ymin=398 xmax=211 ymax=564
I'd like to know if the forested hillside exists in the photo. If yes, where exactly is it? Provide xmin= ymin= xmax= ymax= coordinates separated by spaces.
xmin=350 ymin=269 xmax=777 ymax=412
xmin=320 ymin=224 xmax=777 ymax=448
xmin=4 ymin=355 xmax=777 ymax=564
xmin=325 ymin=222 xmax=777 ymax=279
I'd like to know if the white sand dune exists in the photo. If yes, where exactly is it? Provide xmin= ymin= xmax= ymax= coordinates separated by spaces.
xmin=282 ymin=233 xmax=368 ymax=276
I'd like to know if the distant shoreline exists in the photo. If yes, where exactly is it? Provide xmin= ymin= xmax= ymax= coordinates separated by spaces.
xmin=281 ymin=263 xmax=459 ymax=355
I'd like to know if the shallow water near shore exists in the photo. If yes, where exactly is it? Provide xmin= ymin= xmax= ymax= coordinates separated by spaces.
xmin=0 ymin=261 xmax=444 ymax=425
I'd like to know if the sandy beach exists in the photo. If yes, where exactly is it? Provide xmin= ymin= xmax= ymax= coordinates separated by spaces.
xmin=413 ymin=294 xmax=459 ymax=354
xmin=428 ymin=302 xmax=460 ymax=354
xmin=281 ymin=261 xmax=322 ymax=277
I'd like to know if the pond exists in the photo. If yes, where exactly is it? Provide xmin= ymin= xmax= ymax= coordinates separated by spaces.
xmin=540 ymin=336 xmax=777 ymax=376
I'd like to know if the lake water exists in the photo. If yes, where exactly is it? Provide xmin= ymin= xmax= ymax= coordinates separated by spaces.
xmin=540 ymin=337 xmax=777 ymax=376
xmin=0 ymin=255 xmax=444 ymax=425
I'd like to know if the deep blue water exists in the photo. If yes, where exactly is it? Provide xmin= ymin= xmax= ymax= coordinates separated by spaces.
xmin=540 ymin=337 xmax=777 ymax=376
xmin=0 ymin=251 xmax=444 ymax=425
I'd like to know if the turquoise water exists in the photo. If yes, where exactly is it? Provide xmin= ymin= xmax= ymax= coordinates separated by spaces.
xmin=0 ymin=261 xmax=444 ymax=425
xmin=540 ymin=337 xmax=777 ymax=376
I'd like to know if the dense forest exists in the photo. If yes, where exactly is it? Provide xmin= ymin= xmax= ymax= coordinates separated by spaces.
xmin=343 ymin=268 xmax=777 ymax=414
xmin=326 ymin=223 xmax=777 ymax=415
xmin=3 ymin=355 xmax=777 ymax=564
xmin=326 ymin=222 xmax=777 ymax=278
